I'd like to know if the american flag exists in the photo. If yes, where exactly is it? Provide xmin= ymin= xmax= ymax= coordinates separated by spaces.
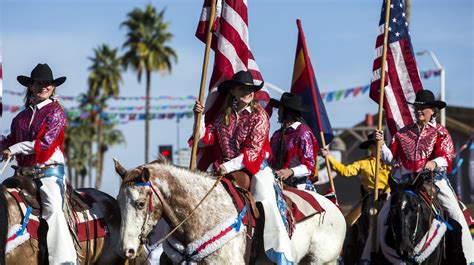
xmin=195 ymin=0 xmax=270 ymax=125
xmin=369 ymin=0 xmax=423 ymax=135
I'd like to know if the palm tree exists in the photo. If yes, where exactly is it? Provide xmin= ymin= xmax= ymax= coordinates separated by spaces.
xmin=121 ymin=4 xmax=177 ymax=163
xmin=64 ymin=122 xmax=94 ymax=188
xmin=88 ymin=44 xmax=122 ymax=188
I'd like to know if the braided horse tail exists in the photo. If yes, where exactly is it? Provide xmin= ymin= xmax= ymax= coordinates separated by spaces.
xmin=0 ymin=184 xmax=9 ymax=265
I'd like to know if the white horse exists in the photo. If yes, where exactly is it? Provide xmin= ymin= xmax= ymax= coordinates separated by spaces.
xmin=114 ymin=158 xmax=346 ymax=264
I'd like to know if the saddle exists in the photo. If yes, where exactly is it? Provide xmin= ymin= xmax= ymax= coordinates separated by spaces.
xmin=3 ymin=173 xmax=41 ymax=215
xmin=2 ymin=172 xmax=91 ymax=216
xmin=222 ymin=171 xmax=263 ymax=264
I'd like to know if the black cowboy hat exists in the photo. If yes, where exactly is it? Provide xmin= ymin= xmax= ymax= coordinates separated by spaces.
xmin=17 ymin=63 xmax=66 ymax=87
xmin=269 ymin=92 xmax=310 ymax=112
xmin=217 ymin=70 xmax=264 ymax=94
xmin=359 ymin=133 xmax=378 ymax=149
xmin=407 ymin=89 xmax=446 ymax=109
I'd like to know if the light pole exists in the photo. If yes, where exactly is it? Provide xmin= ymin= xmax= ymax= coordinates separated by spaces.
xmin=416 ymin=50 xmax=446 ymax=126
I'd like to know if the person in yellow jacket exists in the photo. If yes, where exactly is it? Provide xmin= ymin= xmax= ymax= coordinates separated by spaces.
xmin=321 ymin=133 xmax=391 ymax=196
xmin=321 ymin=133 xmax=391 ymax=264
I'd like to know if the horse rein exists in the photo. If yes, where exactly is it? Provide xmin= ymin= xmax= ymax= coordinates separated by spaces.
xmin=133 ymin=174 xmax=225 ymax=251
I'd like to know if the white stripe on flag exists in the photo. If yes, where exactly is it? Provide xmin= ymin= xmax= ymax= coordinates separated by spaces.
xmin=248 ymin=58 xmax=259 ymax=72
xmin=372 ymin=69 xmax=381 ymax=82
xmin=199 ymin=1 xmax=223 ymax=22
xmin=374 ymin=46 xmax=383 ymax=59
xmin=225 ymin=4 xmax=249 ymax=47
xmin=378 ymin=24 xmax=385 ymax=34
xmin=217 ymin=36 xmax=246 ymax=74
xmin=384 ymin=79 xmax=405 ymax=130
xmin=390 ymin=41 xmax=417 ymax=122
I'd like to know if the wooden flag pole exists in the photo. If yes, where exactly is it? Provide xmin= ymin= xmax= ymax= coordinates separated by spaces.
xmin=296 ymin=19 xmax=336 ymax=193
xmin=371 ymin=0 xmax=392 ymax=254
xmin=320 ymin=131 xmax=335 ymax=192
xmin=190 ymin=0 xmax=217 ymax=169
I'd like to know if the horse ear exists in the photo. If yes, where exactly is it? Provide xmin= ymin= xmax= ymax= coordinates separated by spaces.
xmin=113 ymin=158 xmax=127 ymax=179
xmin=142 ymin=167 xmax=152 ymax=182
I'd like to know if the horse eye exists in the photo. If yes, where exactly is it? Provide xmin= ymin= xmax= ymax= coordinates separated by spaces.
xmin=136 ymin=201 xmax=146 ymax=209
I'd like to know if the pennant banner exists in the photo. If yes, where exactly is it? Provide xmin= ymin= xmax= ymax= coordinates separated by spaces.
xmin=2 ymin=104 xmax=193 ymax=114
xmin=2 ymin=90 xmax=197 ymax=102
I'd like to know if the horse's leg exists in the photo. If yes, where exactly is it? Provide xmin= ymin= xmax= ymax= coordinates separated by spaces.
xmin=293 ymin=196 xmax=346 ymax=265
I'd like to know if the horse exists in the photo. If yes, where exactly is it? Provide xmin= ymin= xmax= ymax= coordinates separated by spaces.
xmin=0 ymin=174 xmax=144 ymax=265
xmin=343 ymin=191 xmax=385 ymax=264
xmin=374 ymin=179 xmax=464 ymax=265
xmin=114 ymin=158 xmax=346 ymax=265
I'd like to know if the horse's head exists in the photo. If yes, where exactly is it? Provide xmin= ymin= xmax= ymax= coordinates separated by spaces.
xmin=389 ymin=189 xmax=430 ymax=259
xmin=114 ymin=158 xmax=166 ymax=259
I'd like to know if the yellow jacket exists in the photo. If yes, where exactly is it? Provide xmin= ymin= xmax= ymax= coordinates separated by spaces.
xmin=327 ymin=155 xmax=391 ymax=192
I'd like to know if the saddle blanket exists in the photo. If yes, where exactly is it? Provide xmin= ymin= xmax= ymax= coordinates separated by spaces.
xmin=282 ymin=186 xmax=325 ymax=222
xmin=221 ymin=178 xmax=324 ymax=226
xmin=7 ymin=188 xmax=108 ymax=242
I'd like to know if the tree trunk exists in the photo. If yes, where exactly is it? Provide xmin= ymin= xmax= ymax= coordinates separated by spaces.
xmin=73 ymin=168 xmax=77 ymax=188
xmin=80 ymin=168 xmax=86 ymax=188
xmin=95 ymin=113 xmax=104 ymax=189
xmin=145 ymin=70 xmax=151 ymax=163
xmin=89 ymin=115 xmax=95 ymax=187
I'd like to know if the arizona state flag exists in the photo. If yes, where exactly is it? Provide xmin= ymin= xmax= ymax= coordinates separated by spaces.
xmin=290 ymin=19 xmax=333 ymax=149
xmin=291 ymin=19 xmax=338 ymax=206
xmin=291 ymin=19 xmax=334 ymax=149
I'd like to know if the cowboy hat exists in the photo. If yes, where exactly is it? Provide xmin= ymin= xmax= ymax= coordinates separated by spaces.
xmin=269 ymin=92 xmax=310 ymax=112
xmin=407 ymin=89 xmax=446 ymax=109
xmin=217 ymin=70 xmax=264 ymax=94
xmin=359 ymin=133 xmax=378 ymax=149
xmin=17 ymin=63 xmax=66 ymax=87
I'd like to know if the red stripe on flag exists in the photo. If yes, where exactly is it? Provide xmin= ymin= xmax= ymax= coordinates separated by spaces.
xmin=385 ymin=47 xmax=415 ymax=127
xmin=399 ymin=40 xmax=423 ymax=95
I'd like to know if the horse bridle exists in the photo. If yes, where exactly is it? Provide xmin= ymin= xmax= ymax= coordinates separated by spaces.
xmin=133 ymin=181 xmax=166 ymax=247
xmin=390 ymin=189 xmax=433 ymax=258
xmin=129 ymin=174 xmax=225 ymax=252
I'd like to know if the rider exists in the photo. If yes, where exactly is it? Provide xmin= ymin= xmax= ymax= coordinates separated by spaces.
xmin=320 ymin=133 xmax=391 ymax=197
xmin=193 ymin=70 xmax=294 ymax=264
xmin=1 ymin=64 xmax=77 ymax=264
xmin=375 ymin=89 xmax=474 ymax=263
xmin=269 ymin=92 xmax=318 ymax=191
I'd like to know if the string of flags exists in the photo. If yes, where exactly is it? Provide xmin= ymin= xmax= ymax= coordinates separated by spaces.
xmin=2 ymin=90 xmax=197 ymax=102
xmin=67 ymin=110 xmax=194 ymax=121
xmin=2 ymin=103 xmax=193 ymax=113
xmin=70 ymin=104 xmax=193 ymax=112
xmin=1 ymin=69 xmax=442 ymax=106
xmin=67 ymin=111 xmax=194 ymax=127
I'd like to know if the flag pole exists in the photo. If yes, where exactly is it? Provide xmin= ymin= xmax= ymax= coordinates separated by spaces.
xmin=371 ymin=0 xmax=392 ymax=254
xmin=190 ymin=0 xmax=217 ymax=169
xmin=296 ymin=19 xmax=336 ymax=193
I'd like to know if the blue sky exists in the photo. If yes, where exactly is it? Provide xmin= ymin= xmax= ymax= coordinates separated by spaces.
xmin=1 ymin=0 xmax=473 ymax=196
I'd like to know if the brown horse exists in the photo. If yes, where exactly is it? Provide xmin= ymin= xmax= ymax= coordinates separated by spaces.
xmin=0 ymin=180 xmax=146 ymax=265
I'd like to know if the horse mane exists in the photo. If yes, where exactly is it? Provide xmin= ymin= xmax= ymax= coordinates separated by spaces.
xmin=120 ymin=158 xmax=216 ymax=192
xmin=0 ymin=184 xmax=8 ymax=264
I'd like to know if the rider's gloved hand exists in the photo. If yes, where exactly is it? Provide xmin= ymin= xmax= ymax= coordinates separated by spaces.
xmin=1 ymin=149 xmax=12 ymax=162
xmin=424 ymin=161 xmax=437 ymax=171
